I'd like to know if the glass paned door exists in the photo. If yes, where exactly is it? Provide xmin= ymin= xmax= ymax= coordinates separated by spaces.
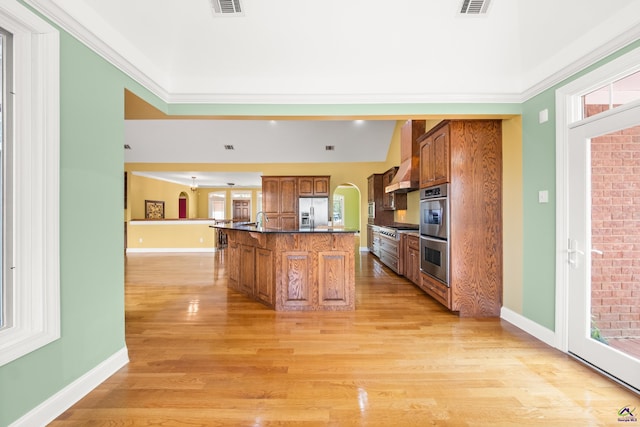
xmin=567 ymin=102 xmax=640 ymax=391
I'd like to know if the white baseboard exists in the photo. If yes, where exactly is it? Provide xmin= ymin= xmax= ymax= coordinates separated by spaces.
xmin=500 ymin=307 xmax=557 ymax=348
xmin=126 ymin=247 xmax=217 ymax=253
xmin=10 ymin=347 xmax=129 ymax=427
xmin=359 ymin=246 xmax=369 ymax=252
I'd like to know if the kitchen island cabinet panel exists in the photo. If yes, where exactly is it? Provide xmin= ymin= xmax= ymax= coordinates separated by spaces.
xmin=255 ymin=248 xmax=274 ymax=305
xmin=318 ymin=251 xmax=352 ymax=307
xmin=215 ymin=224 xmax=356 ymax=311
xmin=239 ymin=245 xmax=255 ymax=295
xmin=228 ymin=241 xmax=239 ymax=286
xmin=281 ymin=252 xmax=313 ymax=309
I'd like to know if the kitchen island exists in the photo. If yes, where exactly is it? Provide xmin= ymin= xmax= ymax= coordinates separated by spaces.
xmin=211 ymin=224 xmax=359 ymax=311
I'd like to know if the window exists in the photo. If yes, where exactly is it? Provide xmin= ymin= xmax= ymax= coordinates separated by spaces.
xmin=0 ymin=2 xmax=60 ymax=366
xmin=333 ymin=195 xmax=344 ymax=225
xmin=209 ymin=192 xmax=226 ymax=220
xmin=582 ymin=69 xmax=640 ymax=118
xmin=0 ymin=27 xmax=12 ymax=330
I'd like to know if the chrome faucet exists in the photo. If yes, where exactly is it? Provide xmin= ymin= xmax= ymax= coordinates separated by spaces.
xmin=256 ymin=211 xmax=269 ymax=228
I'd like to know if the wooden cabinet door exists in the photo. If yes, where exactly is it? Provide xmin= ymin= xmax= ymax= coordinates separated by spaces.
xmin=367 ymin=175 xmax=375 ymax=203
xmin=262 ymin=177 xmax=280 ymax=214
xmin=281 ymin=251 xmax=313 ymax=309
xmin=280 ymin=215 xmax=297 ymax=230
xmin=382 ymin=168 xmax=396 ymax=210
xmin=255 ymin=248 xmax=274 ymax=306
xmin=239 ymin=245 xmax=255 ymax=295
xmin=298 ymin=177 xmax=314 ymax=197
xmin=318 ymin=251 xmax=351 ymax=308
xmin=419 ymin=136 xmax=434 ymax=188
xmin=299 ymin=176 xmax=329 ymax=197
xmin=279 ymin=177 xmax=297 ymax=215
xmin=432 ymin=125 xmax=450 ymax=185
xmin=228 ymin=241 xmax=240 ymax=288
xmin=313 ymin=177 xmax=329 ymax=196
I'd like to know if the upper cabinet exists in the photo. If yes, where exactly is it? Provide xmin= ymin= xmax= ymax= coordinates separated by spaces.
xmin=262 ymin=176 xmax=298 ymax=229
xmin=382 ymin=167 xmax=407 ymax=210
xmin=419 ymin=123 xmax=450 ymax=188
xmin=263 ymin=175 xmax=330 ymax=230
xmin=298 ymin=176 xmax=330 ymax=197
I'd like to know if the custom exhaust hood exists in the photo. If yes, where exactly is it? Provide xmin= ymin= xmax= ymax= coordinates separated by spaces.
xmin=384 ymin=120 xmax=425 ymax=194
xmin=384 ymin=159 xmax=418 ymax=193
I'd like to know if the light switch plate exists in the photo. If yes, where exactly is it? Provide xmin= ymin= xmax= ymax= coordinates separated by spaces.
xmin=539 ymin=109 xmax=549 ymax=124
xmin=538 ymin=190 xmax=549 ymax=203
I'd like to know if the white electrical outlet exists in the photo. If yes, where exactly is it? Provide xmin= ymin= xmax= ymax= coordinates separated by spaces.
xmin=138 ymin=238 xmax=143 ymax=243
xmin=199 ymin=237 xmax=204 ymax=243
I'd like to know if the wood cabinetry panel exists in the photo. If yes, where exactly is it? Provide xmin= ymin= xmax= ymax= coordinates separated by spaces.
xmin=280 ymin=177 xmax=298 ymax=215
xmin=318 ymin=252 xmax=349 ymax=306
xmin=228 ymin=241 xmax=239 ymax=286
xmin=420 ymin=272 xmax=451 ymax=309
xmin=222 ymin=228 xmax=355 ymax=311
xmin=239 ymin=245 xmax=255 ymax=295
xmin=404 ymin=234 xmax=420 ymax=286
xmin=255 ymin=248 xmax=274 ymax=305
xmin=281 ymin=252 xmax=312 ymax=308
xmin=262 ymin=178 xmax=280 ymax=214
xmin=417 ymin=120 xmax=502 ymax=317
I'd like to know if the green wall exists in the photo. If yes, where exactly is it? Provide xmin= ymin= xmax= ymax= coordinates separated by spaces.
xmin=334 ymin=186 xmax=361 ymax=230
xmin=0 ymin=30 xmax=129 ymax=425
xmin=520 ymin=39 xmax=640 ymax=330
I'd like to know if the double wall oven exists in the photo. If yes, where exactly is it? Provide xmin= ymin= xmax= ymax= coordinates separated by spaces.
xmin=419 ymin=184 xmax=449 ymax=286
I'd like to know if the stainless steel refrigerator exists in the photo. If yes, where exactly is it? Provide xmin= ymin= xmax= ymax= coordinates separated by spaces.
xmin=298 ymin=197 xmax=329 ymax=229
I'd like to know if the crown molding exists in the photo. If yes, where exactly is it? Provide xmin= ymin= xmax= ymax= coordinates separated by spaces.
xmin=164 ymin=91 xmax=524 ymax=105
xmin=24 ymin=0 xmax=170 ymax=101
xmin=22 ymin=0 xmax=640 ymax=107
xmin=520 ymin=22 xmax=640 ymax=102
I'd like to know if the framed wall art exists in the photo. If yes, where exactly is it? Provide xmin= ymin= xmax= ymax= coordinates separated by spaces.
xmin=145 ymin=200 xmax=165 ymax=219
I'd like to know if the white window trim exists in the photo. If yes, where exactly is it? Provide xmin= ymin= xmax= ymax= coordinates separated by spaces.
xmin=0 ymin=2 xmax=60 ymax=366
xmin=554 ymin=46 xmax=640 ymax=353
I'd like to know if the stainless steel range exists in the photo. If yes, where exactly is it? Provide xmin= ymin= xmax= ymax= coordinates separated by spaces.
xmin=376 ymin=224 xmax=419 ymax=274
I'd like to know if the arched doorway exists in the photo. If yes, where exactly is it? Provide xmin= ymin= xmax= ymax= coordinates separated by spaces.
xmin=178 ymin=191 xmax=188 ymax=218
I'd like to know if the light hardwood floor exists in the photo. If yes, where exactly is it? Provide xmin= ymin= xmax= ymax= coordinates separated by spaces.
xmin=50 ymin=248 xmax=639 ymax=426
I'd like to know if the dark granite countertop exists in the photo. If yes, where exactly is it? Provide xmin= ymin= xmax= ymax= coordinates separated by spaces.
xmin=210 ymin=223 xmax=359 ymax=234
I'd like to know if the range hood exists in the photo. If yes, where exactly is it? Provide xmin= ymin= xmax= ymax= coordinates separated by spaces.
xmin=385 ymin=120 xmax=425 ymax=194
xmin=384 ymin=159 xmax=418 ymax=193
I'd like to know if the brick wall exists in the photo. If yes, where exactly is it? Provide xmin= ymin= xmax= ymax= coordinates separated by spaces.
xmin=590 ymin=106 xmax=640 ymax=339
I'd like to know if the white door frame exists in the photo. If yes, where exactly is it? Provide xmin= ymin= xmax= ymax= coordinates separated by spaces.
xmin=555 ymin=46 xmax=640 ymax=352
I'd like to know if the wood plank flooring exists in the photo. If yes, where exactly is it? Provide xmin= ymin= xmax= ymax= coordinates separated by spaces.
xmin=50 ymin=249 xmax=639 ymax=426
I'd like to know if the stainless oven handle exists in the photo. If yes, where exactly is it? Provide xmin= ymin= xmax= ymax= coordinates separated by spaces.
xmin=420 ymin=235 xmax=447 ymax=243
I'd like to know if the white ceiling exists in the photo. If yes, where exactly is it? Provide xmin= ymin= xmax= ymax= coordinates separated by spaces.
xmin=25 ymin=0 xmax=640 ymax=186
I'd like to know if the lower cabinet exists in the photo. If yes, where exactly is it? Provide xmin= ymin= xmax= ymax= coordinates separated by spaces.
xmin=223 ymin=228 xmax=355 ymax=311
xmin=281 ymin=252 xmax=313 ymax=309
xmin=239 ymin=245 xmax=256 ymax=295
xmin=419 ymin=271 xmax=451 ymax=309
xmin=255 ymin=248 xmax=274 ymax=305
xmin=403 ymin=234 xmax=420 ymax=285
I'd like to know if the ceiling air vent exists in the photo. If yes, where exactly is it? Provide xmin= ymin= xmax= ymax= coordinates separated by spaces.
xmin=211 ymin=0 xmax=244 ymax=16
xmin=224 ymin=144 xmax=235 ymax=150
xmin=460 ymin=0 xmax=491 ymax=15
xmin=325 ymin=145 xmax=335 ymax=151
